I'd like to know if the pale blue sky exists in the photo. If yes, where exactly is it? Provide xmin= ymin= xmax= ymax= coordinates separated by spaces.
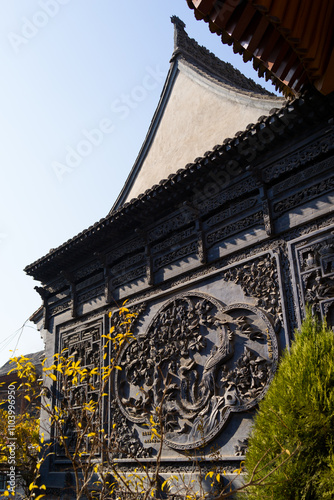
xmin=0 ymin=1 xmax=279 ymax=366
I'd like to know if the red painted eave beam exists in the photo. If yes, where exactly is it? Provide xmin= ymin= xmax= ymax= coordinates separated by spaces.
xmin=187 ymin=0 xmax=334 ymax=96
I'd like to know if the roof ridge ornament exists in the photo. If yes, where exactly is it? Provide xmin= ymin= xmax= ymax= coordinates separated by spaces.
xmin=170 ymin=15 xmax=185 ymax=30
xmin=171 ymin=15 xmax=187 ymax=52
xmin=169 ymin=15 xmax=274 ymax=97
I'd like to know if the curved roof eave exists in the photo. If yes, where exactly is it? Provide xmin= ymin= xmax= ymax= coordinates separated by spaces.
xmin=24 ymin=90 xmax=334 ymax=283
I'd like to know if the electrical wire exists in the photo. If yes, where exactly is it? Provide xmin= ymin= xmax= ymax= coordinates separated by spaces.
xmin=0 ymin=320 xmax=38 ymax=360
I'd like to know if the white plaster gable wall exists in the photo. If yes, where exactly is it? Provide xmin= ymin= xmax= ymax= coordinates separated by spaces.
xmin=124 ymin=61 xmax=283 ymax=204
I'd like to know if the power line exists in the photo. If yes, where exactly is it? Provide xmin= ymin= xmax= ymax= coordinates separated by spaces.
xmin=0 ymin=320 xmax=38 ymax=359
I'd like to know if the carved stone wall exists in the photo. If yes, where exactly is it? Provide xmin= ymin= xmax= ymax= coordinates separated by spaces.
xmin=31 ymin=93 xmax=334 ymax=494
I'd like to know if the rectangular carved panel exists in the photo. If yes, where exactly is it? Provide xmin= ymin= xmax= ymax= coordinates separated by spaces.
xmin=54 ymin=320 xmax=104 ymax=458
xmin=289 ymin=225 xmax=334 ymax=328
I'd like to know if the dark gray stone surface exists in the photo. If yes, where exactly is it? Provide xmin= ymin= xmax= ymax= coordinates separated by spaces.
xmin=27 ymin=88 xmax=334 ymax=495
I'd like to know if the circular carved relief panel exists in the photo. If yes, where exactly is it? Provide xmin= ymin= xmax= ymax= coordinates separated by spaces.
xmin=114 ymin=293 xmax=278 ymax=450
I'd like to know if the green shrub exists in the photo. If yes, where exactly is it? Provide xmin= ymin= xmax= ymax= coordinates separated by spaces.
xmin=239 ymin=310 xmax=334 ymax=500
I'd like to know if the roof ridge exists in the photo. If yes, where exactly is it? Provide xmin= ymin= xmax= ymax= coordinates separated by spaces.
xmin=170 ymin=16 xmax=275 ymax=97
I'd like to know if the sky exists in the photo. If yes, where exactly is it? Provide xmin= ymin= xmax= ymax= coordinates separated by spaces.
xmin=0 ymin=0 xmax=280 ymax=367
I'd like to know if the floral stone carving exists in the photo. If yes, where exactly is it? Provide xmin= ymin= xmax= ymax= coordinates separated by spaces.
xmin=114 ymin=293 xmax=278 ymax=451
xmin=223 ymin=254 xmax=282 ymax=334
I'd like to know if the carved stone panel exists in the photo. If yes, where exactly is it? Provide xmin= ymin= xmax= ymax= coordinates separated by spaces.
xmin=113 ymin=293 xmax=278 ymax=455
xmin=289 ymin=226 xmax=334 ymax=327
xmin=55 ymin=320 xmax=103 ymax=457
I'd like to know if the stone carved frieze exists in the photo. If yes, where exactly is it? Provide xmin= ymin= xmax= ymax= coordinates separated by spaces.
xmin=49 ymin=300 xmax=71 ymax=317
xmin=263 ymin=130 xmax=334 ymax=183
xmin=107 ymin=237 xmax=146 ymax=263
xmin=289 ymin=216 xmax=334 ymax=241
xmin=151 ymin=226 xmax=196 ymax=254
xmin=111 ymin=266 xmax=147 ymax=288
xmin=273 ymin=175 xmax=334 ymax=214
xmin=148 ymin=213 xmax=197 ymax=243
xmin=110 ymin=253 xmax=146 ymax=276
xmin=272 ymin=157 xmax=334 ymax=196
xmin=77 ymin=285 xmax=105 ymax=305
xmin=73 ymin=261 xmax=102 ymax=281
xmin=194 ymin=178 xmax=258 ymax=213
xmin=206 ymin=212 xmax=263 ymax=247
xmin=153 ymin=241 xmax=198 ymax=270
xmin=114 ymin=293 xmax=278 ymax=452
xmin=204 ymin=198 xmax=258 ymax=228
xmin=76 ymin=273 xmax=104 ymax=292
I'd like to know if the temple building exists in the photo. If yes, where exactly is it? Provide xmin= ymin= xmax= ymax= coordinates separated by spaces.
xmin=26 ymin=14 xmax=334 ymax=498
